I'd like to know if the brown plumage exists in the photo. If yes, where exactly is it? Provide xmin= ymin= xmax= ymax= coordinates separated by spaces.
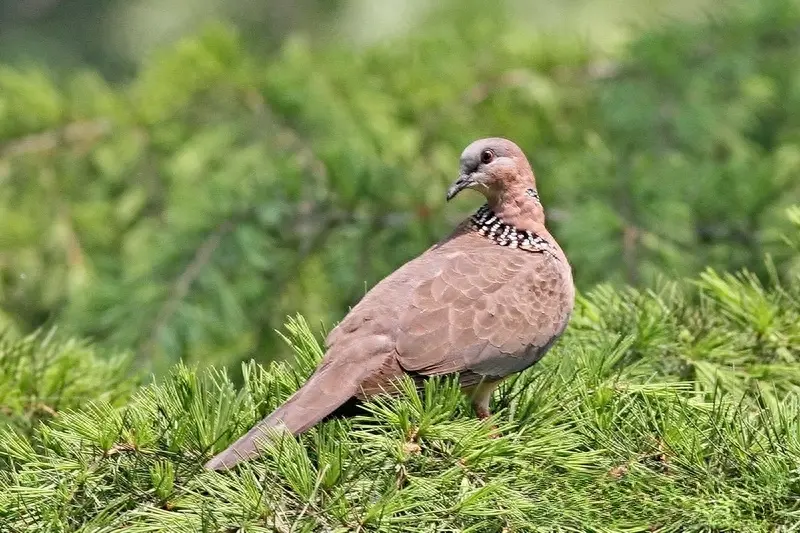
xmin=205 ymin=137 xmax=575 ymax=470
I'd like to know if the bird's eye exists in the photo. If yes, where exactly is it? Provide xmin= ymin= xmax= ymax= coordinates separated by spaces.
xmin=480 ymin=149 xmax=495 ymax=165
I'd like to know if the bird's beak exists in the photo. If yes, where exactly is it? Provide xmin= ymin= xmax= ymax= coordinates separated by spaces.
xmin=446 ymin=173 xmax=476 ymax=202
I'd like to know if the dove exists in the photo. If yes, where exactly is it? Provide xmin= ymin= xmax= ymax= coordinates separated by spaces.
xmin=205 ymin=137 xmax=574 ymax=470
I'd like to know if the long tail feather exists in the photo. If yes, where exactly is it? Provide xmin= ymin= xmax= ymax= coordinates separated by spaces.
xmin=204 ymin=367 xmax=356 ymax=470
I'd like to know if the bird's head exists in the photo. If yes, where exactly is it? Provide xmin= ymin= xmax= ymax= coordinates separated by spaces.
xmin=446 ymin=138 xmax=537 ymax=203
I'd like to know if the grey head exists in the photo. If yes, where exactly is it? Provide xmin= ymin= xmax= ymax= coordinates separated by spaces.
xmin=446 ymin=138 xmax=535 ymax=202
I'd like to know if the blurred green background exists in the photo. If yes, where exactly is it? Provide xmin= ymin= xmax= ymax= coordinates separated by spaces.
xmin=1 ymin=0 xmax=799 ymax=375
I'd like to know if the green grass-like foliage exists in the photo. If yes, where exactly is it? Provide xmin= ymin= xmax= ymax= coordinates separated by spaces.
xmin=2 ymin=259 xmax=800 ymax=531
xmin=0 ymin=330 xmax=138 ymax=435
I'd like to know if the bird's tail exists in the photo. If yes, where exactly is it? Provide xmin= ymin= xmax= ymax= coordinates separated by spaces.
xmin=204 ymin=366 xmax=356 ymax=470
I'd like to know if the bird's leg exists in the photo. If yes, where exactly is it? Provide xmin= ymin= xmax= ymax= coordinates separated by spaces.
xmin=473 ymin=403 xmax=493 ymax=420
xmin=472 ymin=399 xmax=500 ymax=438
xmin=467 ymin=379 xmax=502 ymax=437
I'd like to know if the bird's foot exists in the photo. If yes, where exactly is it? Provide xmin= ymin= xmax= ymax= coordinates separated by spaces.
xmin=475 ymin=407 xmax=500 ymax=438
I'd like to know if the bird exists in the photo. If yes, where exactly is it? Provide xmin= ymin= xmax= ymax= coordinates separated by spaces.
xmin=205 ymin=137 xmax=575 ymax=470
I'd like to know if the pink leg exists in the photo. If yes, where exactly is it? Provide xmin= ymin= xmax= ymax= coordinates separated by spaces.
xmin=467 ymin=378 xmax=502 ymax=423
xmin=471 ymin=395 xmax=499 ymax=438
xmin=474 ymin=403 xmax=492 ymax=420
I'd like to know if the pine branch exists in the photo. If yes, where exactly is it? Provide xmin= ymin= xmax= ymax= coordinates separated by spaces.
xmin=141 ymin=220 xmax=234 ymax=359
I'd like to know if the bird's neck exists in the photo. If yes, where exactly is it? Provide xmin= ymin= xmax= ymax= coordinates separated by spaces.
xmin=470 ymin=202 xmax=554 ymax=254
xmin=485 ymin=185 xmax=546 ymax=233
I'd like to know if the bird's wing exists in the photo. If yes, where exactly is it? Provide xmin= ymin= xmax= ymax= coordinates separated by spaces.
xmin=395 ymin=240 xmax=572 ymax=382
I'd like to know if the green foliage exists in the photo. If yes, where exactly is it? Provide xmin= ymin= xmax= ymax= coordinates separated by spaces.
xmin=4 ymin=1 xmax=800 ymax=529
xmin=2 ymin=246 xmax=800 ymax=530
xmin=0 ymin=330 xmax=139 ymax=436
xmin=2 ymin=1 xmax=799 ymax=371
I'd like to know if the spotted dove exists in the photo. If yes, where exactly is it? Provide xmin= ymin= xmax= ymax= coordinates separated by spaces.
xmin=205 ymin=137 xmax=575 ymax=470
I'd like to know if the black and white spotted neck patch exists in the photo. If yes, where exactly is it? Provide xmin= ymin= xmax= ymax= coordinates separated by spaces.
xmin=470 ymin=204 xmax=551 ymax=252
